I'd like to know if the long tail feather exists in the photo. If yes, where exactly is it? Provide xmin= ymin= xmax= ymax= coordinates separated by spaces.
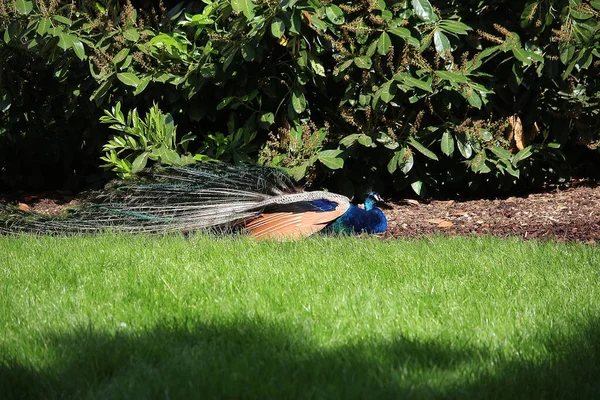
xmin=0 ymin=164 xmax=350 ymax=236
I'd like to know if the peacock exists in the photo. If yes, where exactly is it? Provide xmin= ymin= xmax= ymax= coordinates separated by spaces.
xmin=0 ymin=163 xmax=387 ymax=239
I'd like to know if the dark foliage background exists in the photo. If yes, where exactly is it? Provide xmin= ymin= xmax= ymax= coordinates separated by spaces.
xmin=1 ymin=0 xmax=599 ymax=197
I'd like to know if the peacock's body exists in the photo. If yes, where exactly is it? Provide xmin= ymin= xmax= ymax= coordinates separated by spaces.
xmin=0 ymin=164 xmax=387 ymax=239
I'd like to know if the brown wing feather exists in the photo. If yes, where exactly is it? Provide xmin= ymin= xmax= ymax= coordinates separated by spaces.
xmin=244 ymin=205 xmax=346 ymax=240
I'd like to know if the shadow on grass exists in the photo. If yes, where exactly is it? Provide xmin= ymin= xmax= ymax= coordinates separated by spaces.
xmin=1 ymin=317 xmax=599 ymax=399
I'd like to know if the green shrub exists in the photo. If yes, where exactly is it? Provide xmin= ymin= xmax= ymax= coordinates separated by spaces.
xmin=1 ymin=0 xmax=599 ymax=195
xmin=100 ymin=102 xmax=197 ymax=177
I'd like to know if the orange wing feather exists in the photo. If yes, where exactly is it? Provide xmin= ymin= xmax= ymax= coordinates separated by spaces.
xmin=244 ymin=203 xmax=346 ymax=240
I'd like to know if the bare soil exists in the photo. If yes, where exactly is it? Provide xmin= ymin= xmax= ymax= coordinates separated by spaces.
xmin=2 ymin=181 xmax=599 ymax=243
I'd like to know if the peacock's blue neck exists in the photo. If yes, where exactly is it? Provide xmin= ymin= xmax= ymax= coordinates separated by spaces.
xmin=364 ymin=196 xmax=378 ymax=211
xmin=327 ymin=196 xmax=387 ymax=235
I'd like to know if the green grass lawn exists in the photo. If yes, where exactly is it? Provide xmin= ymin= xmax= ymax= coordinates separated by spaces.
xmin=1 ymin=234 xmax=599 ymax=399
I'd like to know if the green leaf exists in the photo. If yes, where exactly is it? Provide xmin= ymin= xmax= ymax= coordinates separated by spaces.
xmin=439 ymin=20 xmax=472 ymax=34
xmin=152 ymin=147 xmax=182 ymax=165
xmin=576 ymin=49 xmax=593 ymax=70
xmin=388 ymin=27 xmax=420 ymax=47
xmin=309 ymin=16 xmax=328 ymax=31
xmin=387 ymin=151 xmax=402 ymax=174
xmin=37 ymin=18 xmax=51 ymax=35
xmin=0 ymin=89 xmax=12 ymax=112
xmin=471 ymin=151 xmax=487 ymax=172
xmin=389 ymin=147 xmax=412 ymax=174
xmin=3 ymin=26 xmax=10 ymax=44
xmin=592 ymin=0 xmax=600 ymax=10
xmin=520 ymin=1 xmax=538 ymax=28
xmin=95 ymin=2 xmax=106 ymax=14
xmin=354 ymin=56 xmax=372 ymax=69
xmin=374 ymin=0 xmax=387 ymax=11
xmin=357 ymin=134 xmax=374 ymax=147
xmin=90 ymin=78 xmax=113 ymax=105
xmin=325 ymin=5 xmax=345 ymax=25
xmin=433 ymin=30 xmax=451 ymax=57
xmin=52 ymin=15 xmax=72 ymax=25
xmin=120 ymin=55 xmax=133 ymax=70
xmin=340 ymin=134 xmax=359 ymax=147
xmin=193 ymin=154 xmax=213 ymax=162
xmin=489 ymin=146 xmax=513 ymax=160
xmin=318 ymin=149 xmax=344 ymax=169
xmin=231 ymin=0 xmax=255 ymax=19
xmin=360 ymin=93 xmax=371 ymax=106
xmin=57 ymin=33 xmax=73 ymax=50
xmin=289 ymin=11 xmax=301 ymax=34
xmin=393 ymin=73 xmax=433 ymax=92
xmin=291 ymin=89 xmax=307 ymax=114
xmin=455 ymin=134 xmax=472 ymax=158
xmin=112 ymin=48 xmax=130 ymax=66
xmin=401 ymin=148 xmax=414 ymax=174
xmin=504 ymin=163 xmax=520 ymax=178
xmin=411 ymin=180 xmax=424 ymax=196
xmin=271 ymin=18 xmax=285 ymax=38
xmin=15 ymin=0 xmax=33 ymax=15
xmin=408 ymin=137 xmax=439 ymax=161
xmin=123 ymin=28 xmax=140 ymax=42
xmin=269 ymin=154 xmax=286 ymax=166
xmin=216 ymin=96 xmax=234 ymax=111
xmin=509 ymin=63 xmax=524 ymax=92
xmin=411 ymin=0 xmax=437 ymax=22
xmin=378 ymin=81 xmax=396 ymax=103
xmin=512 ymin=146 xmax=533 ymax=166
xmin=131 ymin=153 xmax=149 ymax=173
xmin=289 ymin=164 xmax=308 ymax=181
xmin=366 ymin=40 xmax=378 ymax=57
xmin=512 ymin=48 xmax=544 ymax=65
xmin=480 ymin=129 xmax=493 ymax=141
xmin=559 ymin=43 xmax=575 ymax=65
xmin=464 ymin=89 xmax=482 ymax=109
xmin=71 ymin=39 xmax=86 ymax=60
xmin=573 ymin=18 xmax=598 ymax=42
xmin=260 ymin=112 xmax=275 ymax=126
xmin=470 ymin=82 xmax=493 ymax=94
xmin=242 ymin=42 xmax=256 ymax=61
xmin=133 ymin=76 xmax=151 ymax=96
xmin=435 ymin=70 xmax=468 ymax=83
xmin=149 ymin=33 xmax=186 ymax=52
xmin=377 ymin=32 xmax=392 ymax=55
xmin=297 ymin=50 xmax=308 ymax=67
xmin=571 ymin=5 xmax=594 ymax=19
xmin=188 ymin=14 xmax=214 ymax=25
xmin=179 ymin=155 xmax=196 ymax=166
xmin=117 ymin=72 xmax=141 ymax=88
xmin=440 ymin=130 xmax=454 ymax=156
xmin=310 ymin=58 xmax=326 ymax=76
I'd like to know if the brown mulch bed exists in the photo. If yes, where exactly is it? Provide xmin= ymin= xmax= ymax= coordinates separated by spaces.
xmin=383 ymin=181 xmax=600 ymax=244
xmin=2 ymin=181 xmax=599 ymax=243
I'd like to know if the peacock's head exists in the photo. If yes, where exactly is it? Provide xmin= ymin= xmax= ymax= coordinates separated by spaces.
xmin=364 ymin=191 xmax=383 ymax=211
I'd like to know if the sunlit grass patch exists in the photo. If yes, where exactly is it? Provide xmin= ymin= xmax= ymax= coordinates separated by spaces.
xmin=1 ymin=234 xmax=599 ymax=398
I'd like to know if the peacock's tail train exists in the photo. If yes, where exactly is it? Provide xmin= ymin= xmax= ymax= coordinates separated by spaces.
xmin=0 ymin=164 xmax=352 ymax=238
